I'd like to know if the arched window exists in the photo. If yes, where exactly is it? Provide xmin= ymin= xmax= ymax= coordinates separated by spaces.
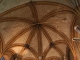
xmin=1 ymin=57 xmax=5 ymax=60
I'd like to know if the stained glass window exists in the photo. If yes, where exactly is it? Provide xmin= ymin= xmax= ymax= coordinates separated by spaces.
xmin=1 ymin=57 xmax=4 ymax=60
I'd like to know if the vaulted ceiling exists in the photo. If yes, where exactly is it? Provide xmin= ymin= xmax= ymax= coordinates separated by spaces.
xmin=0 ymin=0 xmax=79 ymax=60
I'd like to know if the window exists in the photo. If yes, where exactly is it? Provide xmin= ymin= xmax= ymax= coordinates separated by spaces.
xmin=1 ymin=57 xmax=5 ymax=60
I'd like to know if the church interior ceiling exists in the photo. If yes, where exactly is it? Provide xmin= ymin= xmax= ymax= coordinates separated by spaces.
xmin=0 ymin=0 xmax=80 ymax=60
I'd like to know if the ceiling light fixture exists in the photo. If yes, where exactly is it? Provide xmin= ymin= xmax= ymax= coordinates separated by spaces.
xmin=73 ymin=25 xmax=80 ymax=41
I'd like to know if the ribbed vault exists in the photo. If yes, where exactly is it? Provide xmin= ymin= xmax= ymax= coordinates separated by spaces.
xmin=0 ymin=1 xmax=77 ymax=60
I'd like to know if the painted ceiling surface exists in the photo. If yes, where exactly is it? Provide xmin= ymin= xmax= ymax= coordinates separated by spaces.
xmin=0 ymin=0 xmax=79 ymax=60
